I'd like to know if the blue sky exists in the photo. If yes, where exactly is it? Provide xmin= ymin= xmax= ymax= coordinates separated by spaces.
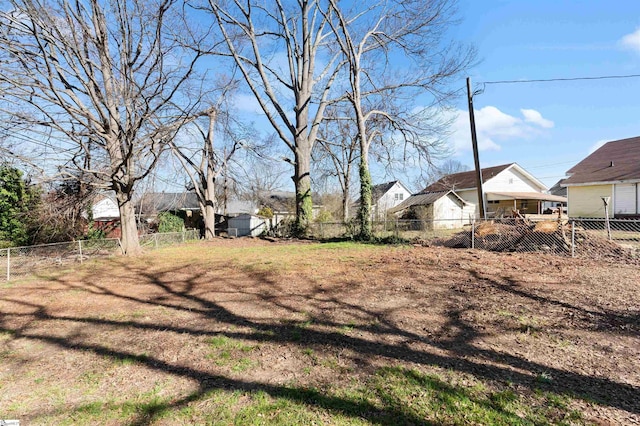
xmin=444 ymin=0 xmax=640 ymax=188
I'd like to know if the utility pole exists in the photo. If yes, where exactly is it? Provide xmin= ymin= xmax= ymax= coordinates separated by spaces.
xmin=467 ymin=77 xmax=486 ymax=219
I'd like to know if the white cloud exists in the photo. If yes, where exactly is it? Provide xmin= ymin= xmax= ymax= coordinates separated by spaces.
xmin=521 ymin=108 xmax=554 ymax=128
xmin=446 ymin=106 xmax=554 ymax=155
xmin=620 ymin=28 xmax=640 ymax=53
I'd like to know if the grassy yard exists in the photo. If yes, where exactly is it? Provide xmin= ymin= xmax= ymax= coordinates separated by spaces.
xmin=0 ymin=238 xmax=638 ymax=425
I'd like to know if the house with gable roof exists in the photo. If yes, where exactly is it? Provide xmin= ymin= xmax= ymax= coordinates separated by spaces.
xmin=562 ymin=136 xmax=640 ymax=218
xmin=354 ymin=180 xmax=411 ymax=219
xmin=393 ymin=163 xmax=566 ymax=223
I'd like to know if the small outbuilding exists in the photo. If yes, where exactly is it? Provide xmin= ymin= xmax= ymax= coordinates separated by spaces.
xmin=390 ymin=190 xmax=473 ymax=229
xmin=227 ymin=214 xmax=267 ymax=237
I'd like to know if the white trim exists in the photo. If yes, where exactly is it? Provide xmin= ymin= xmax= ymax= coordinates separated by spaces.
xmin=562 ymin=179 xmax=640 ymax=187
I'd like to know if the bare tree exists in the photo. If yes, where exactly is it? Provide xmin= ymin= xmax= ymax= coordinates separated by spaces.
xmin=425 ymin=159 xmax=470 ymax=187
xmin=0 ymin=0 xmax=208 ymax=254
xmin=326 ymin=0 xmax=476 ymax=239
xmin=169 ymin=85 xmax=253 ymax=240
xmin=312 ymin=106 xmax=359 ymax=221
xmin=203 ymin=0 xmax=345 ymax=234
xmin=234 ymin=144 xmax=290 ymax=204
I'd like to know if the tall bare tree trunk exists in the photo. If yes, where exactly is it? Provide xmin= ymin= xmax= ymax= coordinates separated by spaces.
xmin=343 ymin=177 xmax=350 ymax=221
xmin=202 ymin=164 xmax=217 ymax=240
xmin=357 ymin=144 xmax=373 ymax=240
xmin=116 ymin=194 xmax=141 ymax=256
xmin=294 ymin=143 xmax=313 ymax=234
xmin=201 ymin=109 xmax=219 ymax=240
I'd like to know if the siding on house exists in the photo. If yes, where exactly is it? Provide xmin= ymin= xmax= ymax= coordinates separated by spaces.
xmin=454 ymin=188 xmax=477 ymax=206
xmin=92 ymin=197 xmax=119 ymax=220
xmin=613 ymin=183 xmax=638 ymax=214
xmin=568 ymin=184 xmax=614 ymax=218
xmin=453 ymin=169 xmax=547 ymax=216
xmin=374 ymin=182 xmax=412 ymax=219
xmin=483 ymin=168 xmax=545 ymax=194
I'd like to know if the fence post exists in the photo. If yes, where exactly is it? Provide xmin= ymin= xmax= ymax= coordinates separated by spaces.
xmin=78 ymin=240 xmax=83 ymax=264
xmin=471 ymin=221 xmax=475 ymax=249
xmin=6 ymin=248 xmax=9 ymax=282
xmin=320 ymin=222 xmax=324 ymax=239
xmin=571 ymin=221 xmax=575 ymax=258
xmin=395 ymin=219 xmax=399 ymax=238
xmin=182 ymin=230 xmax=185 ymax=243
xmin=154 ymin=233 xmax=158 ymax=249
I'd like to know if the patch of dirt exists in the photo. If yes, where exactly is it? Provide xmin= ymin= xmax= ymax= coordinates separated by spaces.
xmin=0 ymin=238 xmax=638 ymax=424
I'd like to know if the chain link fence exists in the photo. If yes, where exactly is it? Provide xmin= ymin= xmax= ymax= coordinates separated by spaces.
xmin=139 ymin=229 xmax=200 ymax=249
xmin=3 ymin=220 xmax=638 ymax=282
xmin=309 ymin=218 xmax=640 ymax=262
xmin=1 ymin=230 xmax=200 ymax=281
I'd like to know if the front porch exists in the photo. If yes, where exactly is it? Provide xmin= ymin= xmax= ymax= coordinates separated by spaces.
xmin=485 ymin=191 xmax=568 ymax=217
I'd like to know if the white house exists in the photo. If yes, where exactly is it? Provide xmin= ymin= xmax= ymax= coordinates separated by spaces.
xmin=395 ymin=163 xmax=566 ymax=225
xmin=356 ymin=181 xmax=411 ymax=220
xmin=420 ymin=163 xmax=566 ymax=218
xmin=92 ymin=194 xmax=120 ymax=220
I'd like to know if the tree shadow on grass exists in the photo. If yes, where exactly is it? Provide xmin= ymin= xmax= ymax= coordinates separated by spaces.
xmin=0 ymin=254 xmax=638 ymax=424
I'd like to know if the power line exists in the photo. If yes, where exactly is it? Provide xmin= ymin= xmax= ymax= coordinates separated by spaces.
xmin=481 ymin=73 xmax=640 ymax=85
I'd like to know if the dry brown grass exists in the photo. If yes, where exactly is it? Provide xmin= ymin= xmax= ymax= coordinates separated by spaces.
xmin=0 ymin=238 xmax=638 ymax=425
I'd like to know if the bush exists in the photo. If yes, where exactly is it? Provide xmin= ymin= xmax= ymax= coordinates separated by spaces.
xmin=85 ymin=223 xmax=106 ymax=240
xmin=257 ymin=206 xmax=273 ymax=218
xmin=314 ymin=210 xmax=333 ymax=223
xmin=157 ymin=212 xmax=184 ymax=233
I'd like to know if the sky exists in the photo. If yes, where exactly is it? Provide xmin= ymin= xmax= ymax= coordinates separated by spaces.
xmin=443 ymin=0 xmax=640 ymax=189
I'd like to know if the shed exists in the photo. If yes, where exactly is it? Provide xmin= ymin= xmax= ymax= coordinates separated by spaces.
xmin=227 ymin=214 xmax=267 ymax=237
xmin=390 ymin=190 xmax=474 ymax=229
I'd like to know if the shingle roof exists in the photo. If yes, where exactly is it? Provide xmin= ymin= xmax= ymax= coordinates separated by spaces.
xmin=257 ymin=191 xmax=296 ymax=212
xmin=137 ymin=192 xmax=200 ymax=214
xmin=548 ymin=179 xmax=567 ymax=197
xmin=389 ymin=190 xmax=463 ymax=213
xmin=421 ymin=164 xmax=513 ymax=193
xmin=371 ymin=181 xmax=398 ymax=202
xmin=354 ymin=181 xmax=405 ymax=205
xmin=563 ymin=136 xmax=640 ymax=185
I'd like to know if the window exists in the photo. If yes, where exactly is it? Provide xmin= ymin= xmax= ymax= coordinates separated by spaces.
xmin=487 ymin=200 xmax=499 ymax=204
xmin=520 ymin=201 xmax=528 ymax=209
xmin=395 ymin=193 xmax=403 ymax=201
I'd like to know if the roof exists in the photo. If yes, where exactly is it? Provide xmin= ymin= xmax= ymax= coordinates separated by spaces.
xmin=563 ymin=136 xmax=640 ymax=186
xmin=372 ymin=181 xmax=399 ymax=201
xmin=548 ymin=179 xmax=568 ymax=197
xmin=257 ymin=191 xmax=296 ymax=213
xmin=355 ymin=180 xmax=409 ymax=205
xmin=421 ymin=164 xmax=513 ymax=192
xmin=225 ymin=200 xmax=257 ymax=215
xmin=137 ymin=192 xmax=200 ymax=214
xmin=389 ymin=190 xmax=465 ymax=213
xmin=486 ymin=192 xmax=568 ymax=202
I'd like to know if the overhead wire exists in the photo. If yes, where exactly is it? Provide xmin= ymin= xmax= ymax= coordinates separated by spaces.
xmin=480 ymin=73 xmax=640 ymax=85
